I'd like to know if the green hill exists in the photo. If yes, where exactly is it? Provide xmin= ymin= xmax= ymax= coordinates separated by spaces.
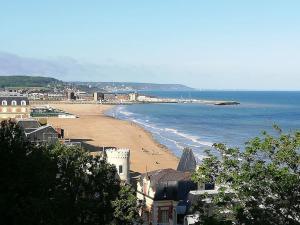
xmin=73 ymin=81 xmax=194 ymax=91
xmin=0 ymin=76 xmax=62 ymax=88
xmin=0 ymin=75 xmax=194 ymax=91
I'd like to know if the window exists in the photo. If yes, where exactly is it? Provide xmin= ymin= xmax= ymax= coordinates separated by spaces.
xmin=21 ymin=107 xmax=26 ymax=113
xmin=118 ymin=165 xmax=123 ymax=174
xmin=11 ymin=100 xmax=17 ymax=106
xmin=21 ymin=100 xmax=27 ymax=106
xmin=2 ymin=100 xmax=7 ymax=106
xmin=2 ymin=107 xmax=7 ymax=113
xmin=12 ymin=108 xmax=16 ymax=113
xmin=158 ymin=209 xmax=169 ymax=223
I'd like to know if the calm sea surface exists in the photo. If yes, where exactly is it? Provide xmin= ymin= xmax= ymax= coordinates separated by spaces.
xmin=106 ymin=91 xmax=300 ymax=160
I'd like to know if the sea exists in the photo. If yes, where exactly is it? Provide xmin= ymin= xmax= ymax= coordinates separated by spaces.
xmin=106 ymin=91 xmax=300 ymax=161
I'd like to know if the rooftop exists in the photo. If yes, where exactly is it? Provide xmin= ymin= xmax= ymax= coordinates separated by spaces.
xmin=177 ymin=148 xmax=197 ymax=172
xmin=0 ymin=93 xmax=29 ymax=106
xmin=16 ymin=119 xmax=41 ymax=130
xmin=142 ymin=168 xmax=191 ymax=189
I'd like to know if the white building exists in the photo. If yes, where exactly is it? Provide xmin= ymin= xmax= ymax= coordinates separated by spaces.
xmin=137 ymin=95 xmax=152 ymax=102
xmin=0 ymin=92 xmax=30 ymax=120
xmin=106 ymin=148 xmax=130 ymax=183
xmin=129 ymin=92 xmax=138 ymax=101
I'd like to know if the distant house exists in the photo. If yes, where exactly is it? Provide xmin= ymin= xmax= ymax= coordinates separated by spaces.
xmin=136 ymin=168 xmax=197 ymax=225
xmin=104 ymin=93 xmax=117 ymax=102
xmin=26 ymin=125 xmax=58 ymax=144
xmin=129 ymin=92 xmax=138 ymax=101
xmin=46 ymin=93 xmax=66 ymax=101
xmin=67 ymin=91 xmax=76 ymax=100
xmin=93 ymin=92 xmax=104 ymax=102
xmin=17 ymin=119 xmax=41 ymax=133
xmin=115 ymin=94 xmax=130 ymax=102
xmin=0 ymin=93 xmax=30 ymax=120
xmin=16 ymin=119 xmax=59 ymax=145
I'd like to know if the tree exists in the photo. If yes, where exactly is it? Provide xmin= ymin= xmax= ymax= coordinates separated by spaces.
xmin=112 ymin=184 xmax=142 ymax=225
xmin=0 ymin=120 xmax=140 ymax=225
xmin=49 ymin=144 xmax=121 ymax=225
xmin=192 ymin=127 xmax=300 ymax=225
xmin=0 ymin=120 xmax=57 ymax=225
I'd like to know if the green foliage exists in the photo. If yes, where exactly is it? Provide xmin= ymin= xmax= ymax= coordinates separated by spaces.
xmin=48 ymin=144 xmax=121 ymax=225
xmin=0 ymin=75 xmax=62 ymax=88
xmin=0 ymin=120 xmax=140 ymax=225
xmin=0 ymin=120 xmax=57 ymax=225
xmin=192 ymin=128 xmax=300 ymax=225
xmin=38 ymin=118 xmax=47 ymax=126
xmin=112 ymin=184 xmax=142 ymax=225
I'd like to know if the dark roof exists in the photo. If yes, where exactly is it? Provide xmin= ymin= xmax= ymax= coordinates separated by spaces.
xmin=0 ymin=96 xmax=29 ymax=106
xmin=142 ymin=168 xmax=191 ymax=189
xmin=140 ymin=168 xmax=196 ymax=201
xmin=177 ymin=148 xmax=197 ymax=172
xmin=26 ymin=125 xmax=58 ymax=144
xmin=26 ymin=125 xmax=57 ymax=135
xmin=17 ymin=120 xmax=41 ymax=130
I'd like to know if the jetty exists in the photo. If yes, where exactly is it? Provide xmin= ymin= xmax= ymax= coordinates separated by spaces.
xmin=177 ymin=99 xmax=240 ymax=105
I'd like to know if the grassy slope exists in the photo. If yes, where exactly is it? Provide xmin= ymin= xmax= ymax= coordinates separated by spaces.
xmin=0 ymin=76 xmax=62 ymax=88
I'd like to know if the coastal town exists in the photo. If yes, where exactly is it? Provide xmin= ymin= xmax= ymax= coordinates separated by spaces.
xmin=2 ymin=83 xmax=239 ymax=106
xmin=2 ymin=80 xmax=298 ymax=225
xmin=2 ymin=1 xmax=300 ymax=224
xmin=0 ymin=87 xmax=229 ymax=225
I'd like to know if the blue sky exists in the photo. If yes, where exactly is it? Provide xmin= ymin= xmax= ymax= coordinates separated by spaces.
xmin=0 ymin=0 xmax=300 ymax=90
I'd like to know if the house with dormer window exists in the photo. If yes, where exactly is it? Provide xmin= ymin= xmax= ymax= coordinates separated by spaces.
xmin=0 ymin=93 xmax=30 ymax=120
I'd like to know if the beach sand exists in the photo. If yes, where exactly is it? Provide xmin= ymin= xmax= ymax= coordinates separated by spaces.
xmin=45 ymin=104 xmax=179 ymax=174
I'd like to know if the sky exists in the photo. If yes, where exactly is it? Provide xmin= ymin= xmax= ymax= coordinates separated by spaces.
xmin=0 ymin=0 xmax=300 ymax=90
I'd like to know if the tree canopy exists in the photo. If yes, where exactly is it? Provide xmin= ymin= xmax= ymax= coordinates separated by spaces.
xmin=192 ymin=127 xmax=300 ymax=225
xmin=112 ymin=184 xmax=142 ymax=225
xmin=0 ymin=120 xmax=140 ymax=225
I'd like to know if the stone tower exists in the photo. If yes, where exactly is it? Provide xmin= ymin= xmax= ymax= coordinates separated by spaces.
xmin=106 ymin=148 xmax=130 ymax=183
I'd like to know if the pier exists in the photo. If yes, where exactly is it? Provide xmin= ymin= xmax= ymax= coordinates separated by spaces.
xmin=135 ymin=97 xmax=240 ymax=105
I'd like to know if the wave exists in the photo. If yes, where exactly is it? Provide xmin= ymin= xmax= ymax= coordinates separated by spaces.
xmin=114 ymin=106 xmax=136 ymax=117
xmin=129 ymin=119 xmax=188 ymax=150
xmin=119 ymin=110 xmax=135 ymax=117
xmin=111 ymin=105 xmax=213 ymax=160
xmin=119 ymin=110 xmax=214 ymax=148
xmin=132 ymin=119 xmax=214 ymax=149
xmin=164 ymin=128 xmax=213 ymax=147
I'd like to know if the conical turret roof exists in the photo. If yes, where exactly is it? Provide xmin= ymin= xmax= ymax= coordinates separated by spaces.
xmin=177 ymin=148 xmax=197 ymax=172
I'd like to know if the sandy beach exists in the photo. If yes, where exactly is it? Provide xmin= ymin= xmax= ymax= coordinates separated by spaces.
xmin=45 ymin=104 xmax=179 ymax=174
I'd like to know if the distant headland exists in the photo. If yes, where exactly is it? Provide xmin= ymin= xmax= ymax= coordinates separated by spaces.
xmin=0 ymin=75 xmax=194 ymax=92
xmin=0 ymin=75 xmax=239 ymax=105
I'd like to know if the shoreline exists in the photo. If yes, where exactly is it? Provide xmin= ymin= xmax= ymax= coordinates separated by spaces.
xmin=103 ymin=105 xmax=175 ymax=157
xmin=44 ymin=103 xmax=179 ymax=174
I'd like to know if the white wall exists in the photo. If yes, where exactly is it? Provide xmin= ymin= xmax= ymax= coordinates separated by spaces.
xmin=106 ymin=148 xmax=130 ymax=183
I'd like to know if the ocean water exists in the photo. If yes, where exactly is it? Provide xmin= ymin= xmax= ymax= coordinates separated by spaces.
xmin=106 ymin=91 xmax=300 ymax=160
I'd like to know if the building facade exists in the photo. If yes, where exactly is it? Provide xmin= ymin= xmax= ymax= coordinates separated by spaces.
xmin=129 ymin=92 xmax=138 ymax=101
xmin=137 ymin=168 xmax=197 ymax=225
xmin=93 ymin=92 xmax=104 ymax=102
xmin=0 ymin=93 xmax=30 ymax=120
